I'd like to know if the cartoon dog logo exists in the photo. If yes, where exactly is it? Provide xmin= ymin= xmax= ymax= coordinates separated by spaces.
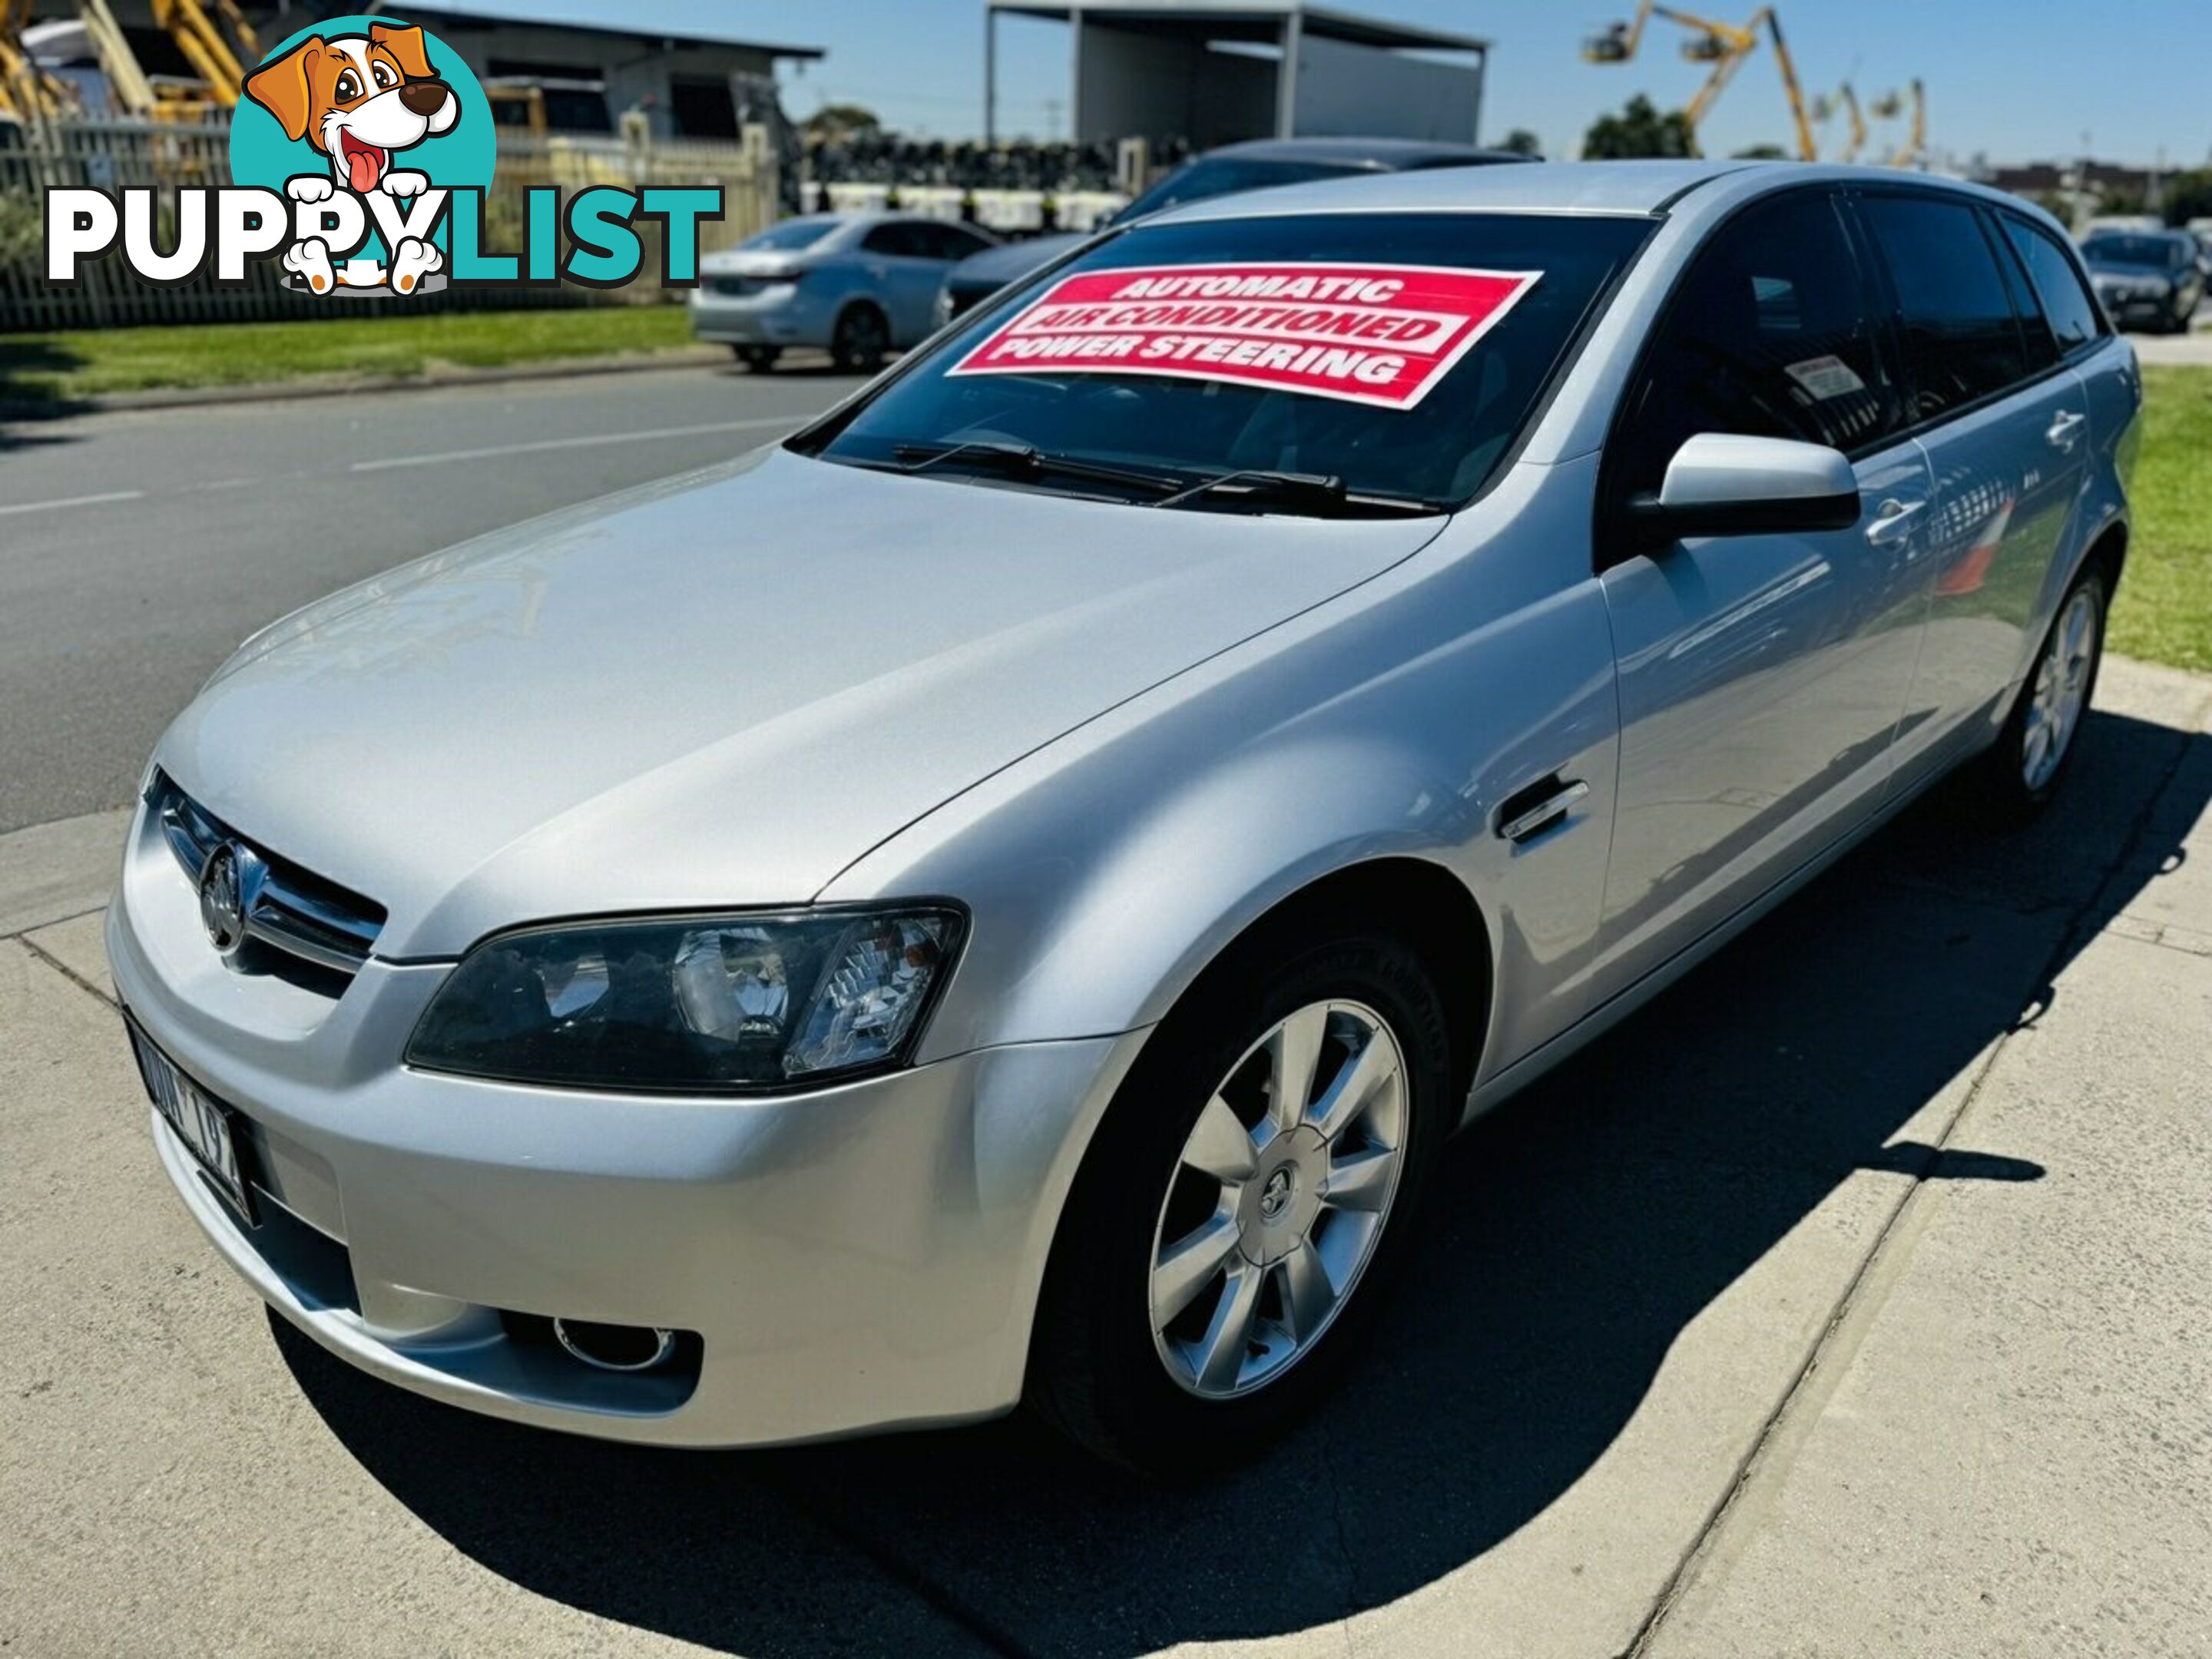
xmin=243 ymin=23 xmax=459 ymax=296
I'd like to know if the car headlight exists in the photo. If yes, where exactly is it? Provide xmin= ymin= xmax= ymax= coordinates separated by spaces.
xmin=406 ymin=906 xmax=964 ymax=1092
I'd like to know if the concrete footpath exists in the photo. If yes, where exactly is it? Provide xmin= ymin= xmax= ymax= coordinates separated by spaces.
xmin=2 ymin=658 xmax=2207 ymax=1658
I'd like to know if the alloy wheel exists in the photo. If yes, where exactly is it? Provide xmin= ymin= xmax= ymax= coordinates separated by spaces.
xmin=838 ymin=309 xmax=888 ymax=368
xmin=1147 ymin=999 xmax=1408 ymax=1399
xmin=2022 ymin=585 xmax=2100 ymax=792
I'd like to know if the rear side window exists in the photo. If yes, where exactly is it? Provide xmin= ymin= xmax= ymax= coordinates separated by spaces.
xmin=1857 ymin=195 xmax=2028 ymax=420
xmin=1611 ymin=190 xmax=1899 ymax=500
xmin=1990 ymin=213 xmax=2061 ymax=375
xmin=862 ymin=224 xmax=923 ymax=257
xmin=2001 ymin=218 xmax=2104 ymax=354
xmin=920 ymin=223 xmax=994 ymax=262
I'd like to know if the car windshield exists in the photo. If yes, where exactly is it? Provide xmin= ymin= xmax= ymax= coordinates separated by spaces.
xmin=742 ymin=218 xmax=839 ymax=251
xmin=804 ymin=211 xmax=1653 ymax=512
xmin=1111 ymin=157 xmax=1366 ymax=224
xmin=2083 ymin=235 xmax=2182 ymax=269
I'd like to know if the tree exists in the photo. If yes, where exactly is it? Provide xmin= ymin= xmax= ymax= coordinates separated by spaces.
xmin=1732 ymin=143 xmax=1789 ymax=160
xmin=801 ymin=102 xmax=882 ymax=141
xmin=2161 ymin=167 xmax=2212 ymax=226
xmin=1497 ymin=127 xmax=1543 ymax=157
xmin=1581 ymin=96 xmax=1694 ymax=161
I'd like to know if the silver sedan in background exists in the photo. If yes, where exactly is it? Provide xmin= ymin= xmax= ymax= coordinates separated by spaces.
xmin=114 ymin=161 xmax=2138 ymax=1475
xmin=690 ymin=211 xmax=1000 ymax=372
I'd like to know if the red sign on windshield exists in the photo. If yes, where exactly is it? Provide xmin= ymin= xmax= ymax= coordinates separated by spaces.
xmin=947 ymin=261 xmax=1541 ymax=410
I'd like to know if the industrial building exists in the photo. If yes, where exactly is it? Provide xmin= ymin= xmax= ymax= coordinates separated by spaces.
xmin=985 ymin=1 xmax=1490 ymax=150
xmin=20 ymin=0 xmax=822 ymax=138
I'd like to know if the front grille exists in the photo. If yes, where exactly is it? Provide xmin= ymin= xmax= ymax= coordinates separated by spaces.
xmin=149 ymin=772 xmax=386 ymax=975
xmin=710 ymin=275 xmax=767 ymax=297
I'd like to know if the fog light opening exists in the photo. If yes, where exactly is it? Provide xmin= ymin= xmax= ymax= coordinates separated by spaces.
xmin=551 ymin=1317 xmax=677 ymax=1373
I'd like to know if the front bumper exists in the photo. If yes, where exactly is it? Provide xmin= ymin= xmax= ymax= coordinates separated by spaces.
xmin=106 ymin=800 xmax=1147 ymax=1447
xmin=2094 ymin=287 xmax=2180 ymax=328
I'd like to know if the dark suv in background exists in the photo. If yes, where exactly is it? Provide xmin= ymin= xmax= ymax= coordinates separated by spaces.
xmin=2079 ymin=229 xmax=2204 ymax=333
xmin=935 ymin=135 xmax=1535 ymax=326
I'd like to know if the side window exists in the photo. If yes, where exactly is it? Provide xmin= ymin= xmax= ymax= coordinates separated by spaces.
xmin=1612 ymin=190 xmax=1899 ymax=502
xmin=1858 ymin=195 xmax=2028 ymax=420
xmin=2000 ymin=217 xmax=2104 ymax=355
xmin=861 ymin=224 xmax=919 ymax=257
xmin=904 ymin=224 xmax=953 ymax=262
xmin=1988 ymin=210 xmax=2061 ymax=374
xmin=932 ymin=224 xmax=994 ymax=262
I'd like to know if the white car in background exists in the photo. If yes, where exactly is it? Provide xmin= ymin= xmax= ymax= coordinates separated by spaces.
xmin=690 ymin=212 xmax=1001 ymax=373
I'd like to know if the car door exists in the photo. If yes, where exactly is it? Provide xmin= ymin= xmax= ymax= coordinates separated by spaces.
xmin=1590 ymin=188 xmax=1934 ymax=998
xmin=1851 ymin=194 xmax=2094 ymax=785
xmin=858 ymin=222 xmax=945 ymax=345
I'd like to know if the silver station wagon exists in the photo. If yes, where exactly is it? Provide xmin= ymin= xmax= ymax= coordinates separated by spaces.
xmin=111 ymin=161 xmax=2139 ymax=1472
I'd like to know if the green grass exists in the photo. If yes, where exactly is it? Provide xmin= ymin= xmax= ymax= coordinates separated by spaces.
xmin=0 ymin=305 xmax=697 ymax=402
xmin=2111 ymin=366 xmax=2212 ymax=673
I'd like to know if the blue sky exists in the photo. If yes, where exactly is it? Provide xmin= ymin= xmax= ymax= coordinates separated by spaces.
xmin=460 ymin=2 xmax=2210 ymax=167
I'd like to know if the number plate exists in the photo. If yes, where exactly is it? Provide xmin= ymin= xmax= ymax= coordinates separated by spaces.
xmin=126 ymin=1018 xmax=255 ymax=1224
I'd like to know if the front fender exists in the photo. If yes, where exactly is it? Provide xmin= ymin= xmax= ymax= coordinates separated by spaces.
xmin=823 ymin=455 xmax=1622 ymax=1089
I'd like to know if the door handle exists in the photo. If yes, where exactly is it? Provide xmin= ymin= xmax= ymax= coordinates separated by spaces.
xmin=1496 ymin=777 xmax=1589 ymax=843
xmin=2045 ymin=409 xmax=2087 ymax=450
xmin=1864 ymin=498 xmax=1926 ymax=548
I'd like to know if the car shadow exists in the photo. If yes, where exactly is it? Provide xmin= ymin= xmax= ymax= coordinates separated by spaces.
xmin=709 ymin=349 xmax=884 ymax=382
xmin=275 ymin=705 xmax=2208 ymax=1657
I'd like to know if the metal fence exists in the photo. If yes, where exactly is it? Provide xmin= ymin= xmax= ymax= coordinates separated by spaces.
xmin=0 ymin=117 xmax=778 ymax=333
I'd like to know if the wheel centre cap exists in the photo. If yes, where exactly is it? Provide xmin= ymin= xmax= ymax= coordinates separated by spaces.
xmin=1238 ymin=1129 xmax=1326 ymax=1263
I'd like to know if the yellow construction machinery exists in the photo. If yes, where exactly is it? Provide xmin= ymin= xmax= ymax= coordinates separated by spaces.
xmin=162 ymin=0 xmax=258 ymax=104
xmin=1875 ymin=78 xmax=1926 ymax=168
xmin=1584 ymin=3 xmax=1757 ymax=155
xmin=2 ymin=0 xmax=78 ymax=121
xmin=1750 ymin=10 xmax=1817 ymax=164
xmin=1812 ymin=81 xmax=1866 ymax=163
xmin=71 ymin=0 xmax=154 ymax=114
xmin=1585 ymin=5 xmax=1815 ymax=161
xmin=39 ymin=0 xmax=263 ymax=119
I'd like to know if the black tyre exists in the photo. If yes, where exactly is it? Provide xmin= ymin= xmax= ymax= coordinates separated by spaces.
xmin=1974 ymin=561 xmax=2108 ymax=823
xmin=733 ymin=344 xmax=780 ymax=372
xmin=1026 ymin=908 xmax=1457 ymax=1475
xmin=830 ymin=305 xmax=890 ymax=374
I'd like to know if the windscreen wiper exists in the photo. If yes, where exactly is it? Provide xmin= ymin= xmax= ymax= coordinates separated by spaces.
xmin=1153 ymin=469 xmax=1439 ymax=517
xmin=890 ymin=440 xmax=1183 ymax=498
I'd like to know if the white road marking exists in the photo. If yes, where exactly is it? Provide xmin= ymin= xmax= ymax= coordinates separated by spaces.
xmin=0 ymin=412 xmax=823 ymax=517
xmin=0 ymin=489 xmax=146 ymax=518
xmin=347 ymin=416 xmax=806 ymax=474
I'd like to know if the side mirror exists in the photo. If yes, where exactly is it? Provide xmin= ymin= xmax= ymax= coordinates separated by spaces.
xmin=1627 ymin=433 xmax=1861 ymax=545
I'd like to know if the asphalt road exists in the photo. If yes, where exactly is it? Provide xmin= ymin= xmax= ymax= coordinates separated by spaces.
xmin=0 ymin=363 xmax=863 ymax=833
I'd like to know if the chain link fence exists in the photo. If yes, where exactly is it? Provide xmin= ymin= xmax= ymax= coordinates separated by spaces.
xmin=0 ymin=116 xmax=778 ymax=332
